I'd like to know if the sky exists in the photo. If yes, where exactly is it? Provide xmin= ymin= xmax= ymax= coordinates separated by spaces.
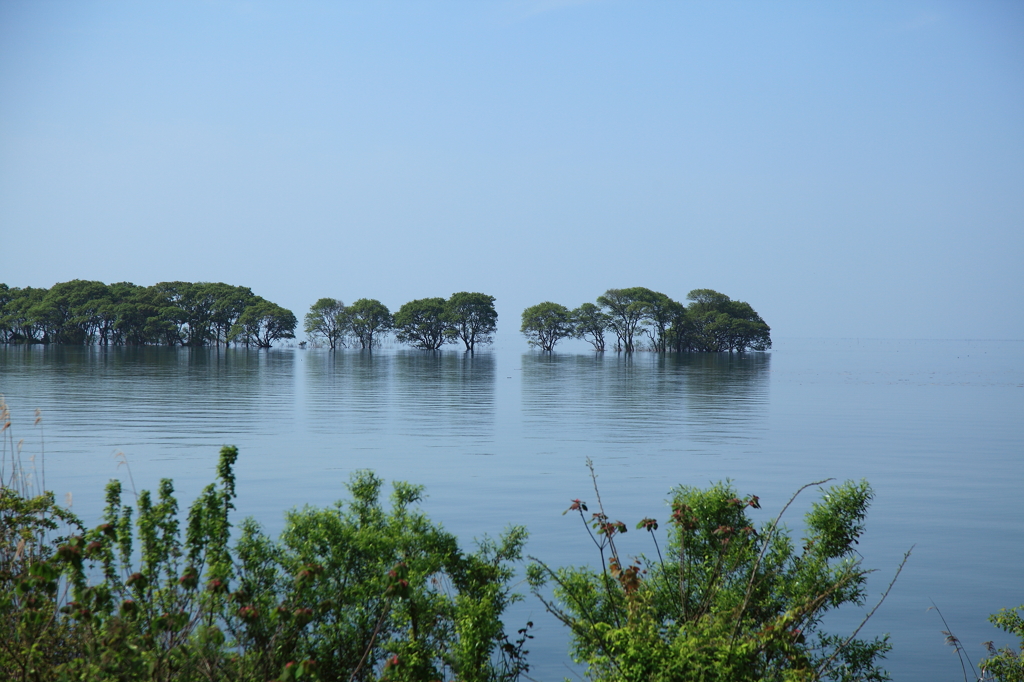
xmin=1 ymin=0 xmax=1022 ymax=340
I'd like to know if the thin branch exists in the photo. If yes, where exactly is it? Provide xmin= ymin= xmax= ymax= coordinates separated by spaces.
xmin=816 ymin=547 xmax=913 ymax=678
xmin=925 ymin=598 xmax=978 ymax=682
xmin=527 ymin=557 xmax=625 ymax=677
xmin=349 ymin=595 xmax=394 ymax=682
xmin=731 ymin=478 xmax=833 ymax=643
xmin=586 ymin=458 xmax=617 ymax=563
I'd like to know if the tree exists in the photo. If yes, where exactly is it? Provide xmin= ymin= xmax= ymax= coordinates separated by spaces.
xmin=154 ymin=281 xmax=203 ymax=346
xmin=0 ymin=284 xmax=12 ymax=344
xmin=521 ymin=302 xmax=574 ymax=351
xmin=2 ymin=287 xmax=46 ymax=343
xmin=445 ymin=292 xmax=497 ymax=352
xmin=228 ymin=300 xmax=297 ymax=348
xmin=208 ymin=283 xmax=257 ymax=346
xmin=672 ymin=290 xmax=771 ymax=352
xmin=35 ymin=279 xmax=109 ymax=344
xmin=596 ymin=288 xmax=653 ymax=353
xmin=347 ymin=298 xmax=393 ymax=349
xmin=393 ymin=297 xmax=453 ymax=350
xmin=630 ymin=288 xmax=683 ymax=353
xmin=113 ymin=283 xmax=177 ymax=346
xmin=304 ymin=298 xmax=349 ymax=350
xmin=571 ymin=303 xmax=611 ymax=352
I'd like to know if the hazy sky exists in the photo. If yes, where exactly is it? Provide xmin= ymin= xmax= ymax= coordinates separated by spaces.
xmin=2 ymin=1 xmax=1021 ymax=340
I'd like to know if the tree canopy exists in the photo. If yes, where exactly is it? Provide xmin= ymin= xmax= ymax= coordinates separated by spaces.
xmin=524 ymin=287 xmax=770 ymax=353
xmin=596 ymin=288 xmax=652 ymax=353
xmin=347 ymin=298 xmax=393 ymax=349
xmin=571 ymin=303 xmax=611 ymax=352
xmin=0 ymin=280 xmax=295 ymax=347
xmin=393 ymin=297 xmax=453 ymax=350
xmin=228 ymin=301 xmax=297 ymax=349
xmin=521 ymin=302 xmax=574 ymax=351
xmin=444 ymin=292 xmax=498 ymax=352
xmin=303 ymin=298 xmax=348 ymax=350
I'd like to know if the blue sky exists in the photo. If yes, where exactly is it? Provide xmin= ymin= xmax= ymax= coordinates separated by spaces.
xmin=1 ymin=1 xmax=1021 ymax=340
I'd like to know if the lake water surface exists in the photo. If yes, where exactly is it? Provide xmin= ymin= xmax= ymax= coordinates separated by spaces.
xmin=1 ymin=338 xmax=1021 ymax=681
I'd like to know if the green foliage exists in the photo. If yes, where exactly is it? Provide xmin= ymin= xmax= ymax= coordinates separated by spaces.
xmin=596 ymin=288 xmax=652 ymax=353
xmin=981 ymin=606 xmax=1024 ymax=682
xmin=303 ymin=298 xmax=349 ymax=350
xmin=0 ymin=432 xmax=530 ymax=682
xmin=672 ymin=289 xmax=771 ymax=352
xmin=234 ymin=471 xmax=530 ymax=681
xmin=521 ymin=302 xmax=573 ymax=351
xmin=530 ymin=467 xmax=899 ymax=682
xmin=228 ymin=301 xmax=298 ymax=348
xmin=0 ymin=483 xmax=84 ymax=681
xmin=347 ymin=299 xmax=394 ymax=349
xmin=571 ymin=303 xmax=611 ymax=352
xmin=575 ymin=286 xmax=772 ymax=353
xmin=0 ymin=280 xmax=292 ymax=348
xmin=393 ymin=297 xmax=453 ymax=350
xmin=444 ymin=293 xmax=497 ymax=352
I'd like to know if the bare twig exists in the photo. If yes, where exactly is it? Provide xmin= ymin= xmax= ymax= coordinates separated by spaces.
xmin=731 ymin=478 xmax=833 ymax=643
xmin=349 ymin=595 xmax=394 ymax=682
xmin=816 ymin=547 xmax=913 ymax=678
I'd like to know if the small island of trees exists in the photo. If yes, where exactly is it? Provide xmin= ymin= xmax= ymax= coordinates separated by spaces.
xmin=0 ymin=280 xmax=296 ymax=348
xmin=304 ymin=292 xmax=498 ymax=351
xmin=521 ymin=287 xmax=771 ymax=353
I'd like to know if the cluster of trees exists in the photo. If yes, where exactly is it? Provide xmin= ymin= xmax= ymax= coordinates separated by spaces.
xmin=0 ymin=280 xmax=297 ymax=348
xmin=304 ymin=292 xmax=497 ymax=351
xmin=2 ymin=282 xmax=768 ymax=354
xmin=521 ymin=287 xmax=771 ymax=353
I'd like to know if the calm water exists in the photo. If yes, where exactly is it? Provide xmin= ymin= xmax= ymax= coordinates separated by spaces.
xmin=1 ymin=338 xmax=1021 ymax=681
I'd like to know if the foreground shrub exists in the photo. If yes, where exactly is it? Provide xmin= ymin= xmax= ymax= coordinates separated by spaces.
xmin=0 ymin=440 xmax=530 ymax=682
xmin=231 ymin=470 xmax=530 ymax=682
xmin=528 ymin=462 xmax=909 ymax=682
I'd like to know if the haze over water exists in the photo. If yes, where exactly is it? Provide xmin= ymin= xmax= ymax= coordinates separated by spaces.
xmin=1 ymin=338 xmax=1021 ymax=681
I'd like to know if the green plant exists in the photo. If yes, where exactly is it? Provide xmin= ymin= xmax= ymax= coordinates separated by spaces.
xmin=0 ymin=401 xmax=531 ymax=682
xmin=528 ymin=460 xmax=909 ymax=682
xmin=231 ymin=470 xmax=530 ymax=682
xmin=980 ymin=605 xmax=1024 ymax=682
xmin=0 ymin=400 xmax=87 ymax=681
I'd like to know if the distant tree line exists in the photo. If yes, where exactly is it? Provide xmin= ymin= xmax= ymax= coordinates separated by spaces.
xmin=521 ymin=287 xmax=771 ymax=352
xmin=0 ymin=280 xmax=297 ymax=348
xmin=1 ymin=282 xmax=768 ymax=353
xmin=305 ymin=292 xmax=498 ymax=351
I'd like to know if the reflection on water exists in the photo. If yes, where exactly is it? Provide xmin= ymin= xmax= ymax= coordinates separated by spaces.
xmin=302 ymin=351 xmax=495 ymax=445
xmin=520 ymin=352 xmax=769 ymax=448
xmin=0 ymin=345 xmax=297 ymax=453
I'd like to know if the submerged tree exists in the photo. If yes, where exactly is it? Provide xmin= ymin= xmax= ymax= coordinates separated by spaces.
xmin=304 ymin=297 xmax=349 ymax=350
xmin=445 ymin=292 xmax=498 ymax=352
xmin=228 ymin=300 xmax=298 ymax=348
xmin=672 ymin=289 xmax=771 ymax=352
xmin=521 ymin=302 xmax=574 ymax=351
xmin=571 ymin=303 xmax=611 ymax=352
xmin=0 ymin=280 xmax=290 ymax=347
xmin=596 ymin=288 xmax=653 ymax=352
xmin=347 ymin=298 xmax=393 ymax=349
xmin=394 ymin=297 xmax=453 ymax=350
